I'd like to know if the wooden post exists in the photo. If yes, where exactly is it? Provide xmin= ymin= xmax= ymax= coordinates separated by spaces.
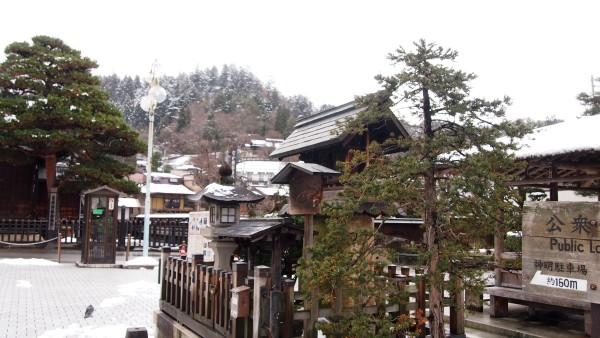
xmin=231 ymin=262 xmax=249 ymax=338
xmin=282 ymin=279 xmax=295 ymax=338
xmin=303 ymin=214 xmax=318 ymax=338
xmin=160 ymin=247 xmax=171 ymax=301
xmin=272 ymin=232 xmax=282 ymax=291
xmin=210 ymin=268 xmax=221 ymax=328
xmin=126 ymin=233 xmax=131 ymax=262
xmin=387 ymin=264 xmax=397 ymax=278
xmin=253 ymin=265 xmax=271 ymax=338
xmin=304 ymin=214 xmax=314 ymax=259
xmin=489 ymin=295 xmax=509 ymax=317
xmin=232 ymin=262 xmax=248 ymax=287
xmin=417 ymin=271 xmax=426 ymax=312
xmin=449 ymin=276 xmax=465 ymax=336
xmin=549 ymin=164 xmax=558 ymax=201
xmin=191 ymin=254 xmax=203 ymax=317
xmin=589 ymin=303 xmax=600 ymax=337
xmin=416 ymin=270 xmax=426 ymax=338
xmin=57 ymin=232 xmax=61 ymax=263
xmin=494 ymin=217 xmax=505 ymax=287
xmin=270 ymin=290 xmax=282 ymax=338
xmin=397 ymin=276 xmax=408 ymax=315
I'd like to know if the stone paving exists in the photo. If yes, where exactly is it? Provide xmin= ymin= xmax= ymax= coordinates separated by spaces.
xmin=0 ymin=249 xmax=160 ymax=338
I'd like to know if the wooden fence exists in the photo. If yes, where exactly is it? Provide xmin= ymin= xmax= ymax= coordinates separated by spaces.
xmin=157 ymin=248 xmax=452 ymax=338
xmin=0 ymin=218 xmax=188 ymax=249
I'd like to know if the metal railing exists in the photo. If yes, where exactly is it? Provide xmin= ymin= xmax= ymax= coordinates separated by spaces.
xmin=0 ymin=218 xmax=189 ymax=249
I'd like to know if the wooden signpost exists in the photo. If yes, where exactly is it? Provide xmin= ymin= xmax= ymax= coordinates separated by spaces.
xmin=522 ymin=201 xmax=600 ymax=301
xmin=522 ymin=201 xmax=600 ymax=336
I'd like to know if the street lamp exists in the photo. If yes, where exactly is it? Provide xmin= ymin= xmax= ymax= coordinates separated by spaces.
xmin=139 ymin=63 xmax=167 ymax=257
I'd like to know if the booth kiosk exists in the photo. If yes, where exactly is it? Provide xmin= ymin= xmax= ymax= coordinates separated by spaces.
xmin=80 ymin=186 xmax=122 ymax=265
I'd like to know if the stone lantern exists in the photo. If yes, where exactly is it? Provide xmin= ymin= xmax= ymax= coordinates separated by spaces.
xmin=187 ymin=165 xmax=265 ymax=270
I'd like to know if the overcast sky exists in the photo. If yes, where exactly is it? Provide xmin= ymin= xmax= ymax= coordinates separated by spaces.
xmin=2 ymin=1 xmax=599 ymax=122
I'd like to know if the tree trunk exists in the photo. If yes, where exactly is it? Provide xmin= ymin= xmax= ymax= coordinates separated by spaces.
xmin=422 ymin=86 xmax=445 ymax=337
xmin=426 ymin=222 xmax=445 ymax=338
xmin=44 ymin=154 xmax=57 ymax=195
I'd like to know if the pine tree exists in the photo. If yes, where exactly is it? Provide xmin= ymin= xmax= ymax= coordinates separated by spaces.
xmin=274 ymin=106 xmax=291 ymax=136
xmin=576 ymin=78 xmax=600 ymax=116
xmin=299 ymin=40 xmax=530 ymax=337
xmin=0 ymin=36 xmax=145 ymax=197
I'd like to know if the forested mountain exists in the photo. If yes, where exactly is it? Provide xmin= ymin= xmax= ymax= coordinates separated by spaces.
xmin=100 ymin=65 xmax=332 ymax=156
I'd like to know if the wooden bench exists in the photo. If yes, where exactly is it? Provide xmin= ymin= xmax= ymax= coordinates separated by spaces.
xmin=485 ymin=286 xmax=591 ymax=335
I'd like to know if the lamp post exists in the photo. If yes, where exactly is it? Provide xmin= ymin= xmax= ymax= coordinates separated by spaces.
xmin=139 ymin=63 xmax=167 ymax=257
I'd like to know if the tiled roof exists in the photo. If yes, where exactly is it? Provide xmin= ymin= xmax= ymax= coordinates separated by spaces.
xmin=269 ymin=101 xmax=410 ymax=159
xmin=269 ymin=102 xmax=356 ymax=159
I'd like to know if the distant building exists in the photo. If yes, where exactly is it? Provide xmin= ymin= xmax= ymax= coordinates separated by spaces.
xmin=236 ymin=160 xmax=287 ymax=187
xmin=245 ymin=138 xmax=284 ymax=149
xmin=139 ymin=172 xmax=196 ymax=213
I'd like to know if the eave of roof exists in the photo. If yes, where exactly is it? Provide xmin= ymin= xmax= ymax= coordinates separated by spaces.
xmin=211 ymin=218 xmax=303 ymax=239
xmin=271 ymin=162 xmax=340 ymax=184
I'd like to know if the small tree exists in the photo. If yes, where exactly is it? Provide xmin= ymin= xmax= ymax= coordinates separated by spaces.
xmin=299 ymin=40 xmax=530 ymax=338
xmin=576 ymin=77 xmax=600 ymax=116
xmin=0 ymin=36 xmax=144 ymax=198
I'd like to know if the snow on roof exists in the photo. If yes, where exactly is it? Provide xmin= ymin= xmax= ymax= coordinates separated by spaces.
xmin=253 ymin=186 xmax=289 ymax=197
xmin=140 ymin=183 xmax=195 ymax=195
xmin=176 ymin=164 xmax=201 ymax=171
xmin=150 ymin=172 xmax=181 ymax=179
xmin=516 ymin=115 xmax=600 ymax=158
xmin=236 ymin=160 xmax=287 ymax=173
xmin=167 ymin=154 xmax=196 ymax=167
xmin=204 ymin=182 xmax=236 ymax=197
xmin=188 ymin=182 xmax=265 ymax=203
xmin=118 ymin=197 xmax=141 ymax=208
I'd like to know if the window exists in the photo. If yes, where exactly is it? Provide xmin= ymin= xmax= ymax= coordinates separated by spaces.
xmin=220 ymin=206 xmax=236 ymax=223
xmin=210 ymin=206 xmax=216 ymax=224
xmin=184 ymin=198 xmax=195 ymax=209
xmin=164 ymin=198 xmax=180 ymax=209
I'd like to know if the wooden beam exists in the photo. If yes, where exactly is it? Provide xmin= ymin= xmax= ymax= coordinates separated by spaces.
xmin=506 ymin=174 xmax=600 ymax=186
xmin=550 ymin=165 xmax=558 ymax=201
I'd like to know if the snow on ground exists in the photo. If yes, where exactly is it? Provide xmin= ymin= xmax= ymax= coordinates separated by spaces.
xmin=38 ymin=323 xmax=139 ymax=338
xmin=123 ymin=256 xmax=158 ymax=267
xmin=0 ymin=257 xmax=59 ymax=265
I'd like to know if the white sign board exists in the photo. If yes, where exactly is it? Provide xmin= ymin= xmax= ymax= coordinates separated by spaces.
xmin=188 ymin=211 xmax=214 ymax=261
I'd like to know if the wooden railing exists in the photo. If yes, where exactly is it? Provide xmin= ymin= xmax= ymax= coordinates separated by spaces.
xmin=157 ymin=248 xmax=443 ymax=338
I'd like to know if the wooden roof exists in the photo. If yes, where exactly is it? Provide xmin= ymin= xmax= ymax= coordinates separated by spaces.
xmin=270 ymin=162 xmax=340 ymax=184
xmin=269 ymin=101 xmax=410 ymax=159
xmin=505 ymin=115 xmax=600 ymax=194
xmin=211 ymin=217 xmax=303 ymax=240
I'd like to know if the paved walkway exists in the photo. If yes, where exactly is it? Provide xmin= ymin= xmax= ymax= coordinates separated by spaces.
xmin=0 ymin=248 xmax=161 ymax=338
xmin=0 ymin=248 xmax=588 ymax=337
